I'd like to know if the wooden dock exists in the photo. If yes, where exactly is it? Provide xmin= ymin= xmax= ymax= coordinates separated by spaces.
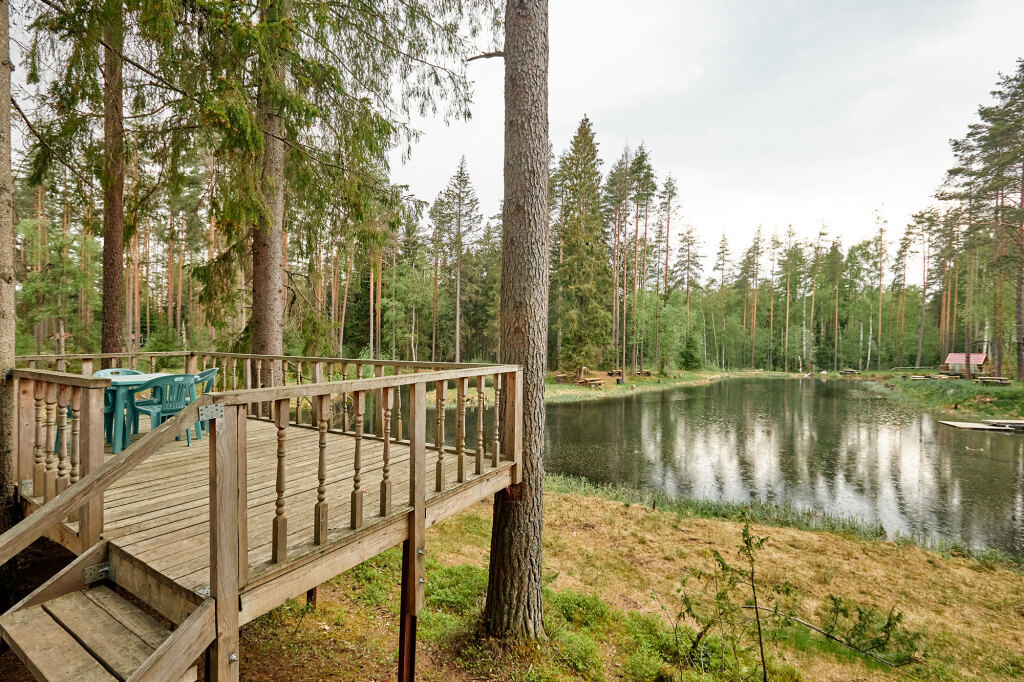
xmin=0 ymin=353 xmax=524 ymax=681
xmin=938 ymin=420 xmax=1013 ymax=432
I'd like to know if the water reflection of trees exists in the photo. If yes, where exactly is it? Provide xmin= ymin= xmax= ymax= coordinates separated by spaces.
xmin=544 ymin=378 xmax=1024 ymax=557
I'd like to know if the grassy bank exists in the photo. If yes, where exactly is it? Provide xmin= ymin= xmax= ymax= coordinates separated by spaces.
xmin=852 ymin=373 xmax=1024 ymax=419
xmin=426 ymin=369 xmax=726 ymax=409
xmin=235 ymin=480 xmax=1024 ymax=681
xmin=544 ymin=370 xmax=724 ymax=404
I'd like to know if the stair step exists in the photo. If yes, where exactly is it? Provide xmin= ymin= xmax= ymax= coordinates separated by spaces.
xmin=1 ymin=586 xmax=198 ymax=682
xmin=0 ymin=606 xmax=115 ymax=681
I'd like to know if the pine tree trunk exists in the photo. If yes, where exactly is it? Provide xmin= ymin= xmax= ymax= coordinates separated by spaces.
xmin=0 ymin=0 xmax=17 ymax=607
xmin=485 ymin=0 xmax=547 ymax=639
xmin=251 ymin=0 xmax=289 ymax=389
xmin=101 ymin=6 xmax=125 ymax=364
xmin=916 ymin=240 xmax=928 ymax=367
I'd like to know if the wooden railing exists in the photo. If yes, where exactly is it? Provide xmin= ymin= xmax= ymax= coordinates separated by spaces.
xmin=11 ymin=369 xmax=109 ymax=551
xmin=3 ymin=355 xmax=523 ymax=681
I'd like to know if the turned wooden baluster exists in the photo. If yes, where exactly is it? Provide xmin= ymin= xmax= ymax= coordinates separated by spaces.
xmin=68 ymin=387 xmax=82 ymax=522
xmin=351 ymin=390 xmax=366 ymax=529
xmin=341 ymin=363 xmax=350 ymax=432
xmin=32 ymin=381 xmax=45 ymax=497
xmin=435 ymin=379 xmax=447 ymax=491
xmin=295 ymin=361 xmax=303 ymax=425
xmin=56 ymin=385 xmax=71 ymax=495
xmin=43 ymin=382 xmax=57 ymax=501
xmin=455 ymin=378 xmax=467 ymax=482
xmin=314 ymin=392 xmax=330 ymax=545
xmin=492 ymin=374 xmax=501 ymax=468
xmin=272 ymin=398 xmax=289 ymax=563
xmin=326 ymin=363 xmax=336 ymax=429
xmin=476 ymin=375 xmax=485 ymax=475
xmin=394 ymin=373 xmax=403 ymax=441
xmin=256 ymin=358 xmax=264 ymax=418
xmin=380 ymin=387 xmax=393 ymax=516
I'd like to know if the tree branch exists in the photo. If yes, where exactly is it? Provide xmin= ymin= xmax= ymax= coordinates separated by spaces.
xmin=11 ymin=97 xmax=93 ymax=188
xmin=467 ymin=51 xmax=504 ymax=62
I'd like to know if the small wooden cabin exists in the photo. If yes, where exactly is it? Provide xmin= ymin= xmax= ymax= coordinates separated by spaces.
xmin=941 ymin=352 xmax=989 ymax=375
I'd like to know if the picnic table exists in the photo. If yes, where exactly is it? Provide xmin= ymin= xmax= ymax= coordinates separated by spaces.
xmin=108 ymin=373 xmax=171 ymax=454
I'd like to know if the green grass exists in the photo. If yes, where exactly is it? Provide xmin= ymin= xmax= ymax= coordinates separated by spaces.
xmin=863 ymin=376 xmax=1024 ymax=418
xmin=544 ymin=474 xmax=888 ymax=542
xmin=543 ymin=370 xmax=724 ymax=405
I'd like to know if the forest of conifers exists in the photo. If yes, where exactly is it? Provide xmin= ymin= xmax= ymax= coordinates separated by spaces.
xmin=14 ymin=1 xmax=1024 ymax=379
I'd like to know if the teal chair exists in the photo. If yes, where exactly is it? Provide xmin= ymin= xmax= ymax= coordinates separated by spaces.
xmin=93 ymin=368 xmax=144 ymax=444
xmin=191 ymin=367 xmax=219 ymax=438
xmin=128 ymin=375 xmax=197 ymax=445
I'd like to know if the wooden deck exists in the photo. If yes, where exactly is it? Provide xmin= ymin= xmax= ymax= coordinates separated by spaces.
xmin=104 ymin=419 xmax=509 ymax=605
xmin=2 ymin=355 xmax=524 ymax=681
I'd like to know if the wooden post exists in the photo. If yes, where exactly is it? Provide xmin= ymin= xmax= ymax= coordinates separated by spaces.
xmin=209 ymin=404 xmax=241 ymax=682
xmin=80 ymin=358 xmax=94 ymax=377
xmin=236 ymin=407 xmax=248 ymax=589
xmin=379 ymin=387 xmax=393 ymax=517
xmin=186 ymin=352 xmax=198 ymax=375
xmin=351 ymin=391 xmax=365 ymax=529
xmin=455 ymin=377 xmax=467 ymax=482
xmin=491 ymin=374 xmax=501 ymax=468
xmin=504 ymin=370 xmax=523 ymax=484
xmin=398 ymin=381 xmax=426 ymax=681
xmin=314 ymin=392 xmax=330 ymax=545
xmin=272 ymin=399 xmax=289 ymax=563
xmin=78 ymin=387 xmax=105 ymax=547
xmin=17 ymin=377 xmax=34 ymax=488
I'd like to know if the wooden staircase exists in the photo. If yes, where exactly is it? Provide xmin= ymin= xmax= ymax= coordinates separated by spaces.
xmin=1 ymin=586 xmax=198 ymax=681
xmin=1 ymin=541 xmax=213 ymax=682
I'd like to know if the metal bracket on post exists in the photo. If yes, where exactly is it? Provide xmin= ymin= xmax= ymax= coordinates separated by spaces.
xmin=84 ymin=562 xmax=114 ymax=585
xmin=198 ymin=404 xmax=225 ymax=422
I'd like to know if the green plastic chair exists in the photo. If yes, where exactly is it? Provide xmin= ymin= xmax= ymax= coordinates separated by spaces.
xmin=191 ymin=367 xmax=219 ymax=438
xmin=128 ymin=374 xmax=197 ymax=445
xmin=93 ymin=368 xmax=144 ymax=443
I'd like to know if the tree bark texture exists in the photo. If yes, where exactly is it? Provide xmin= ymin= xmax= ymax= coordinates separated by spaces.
xmin=250 ymin=0 xmax=289 ymax=388
xmin=0 ymin=0 xmax=18 ymax=608
xmin=484 ymin=0 xmax=548 ymax=640
xmin=101 ymin=6 xmax=125 ymax=361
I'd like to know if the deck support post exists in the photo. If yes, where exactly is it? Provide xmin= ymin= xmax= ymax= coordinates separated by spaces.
xmin=399 ymin=381 xmax=427 ymax=682
xmin=78 ymin=386 xmax=105 ymax=547
xmin=397 ymin=539 xmax=417 ymax=682
xmin=209 ymin=404 xmax=242 ymax=682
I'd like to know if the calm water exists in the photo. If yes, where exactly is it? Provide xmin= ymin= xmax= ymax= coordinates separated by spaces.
xmin=543 ymin=377 xmax=1024 ymax=558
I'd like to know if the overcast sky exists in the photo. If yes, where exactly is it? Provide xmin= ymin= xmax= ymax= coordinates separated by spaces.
xmin=390 ymin=0 xmax=1024 ymax=257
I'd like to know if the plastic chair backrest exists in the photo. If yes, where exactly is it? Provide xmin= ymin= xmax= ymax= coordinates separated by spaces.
xmin=134 ymin=374 xmax=196 ymax=413
xmin=195 ymin=367 xmax=219 ymax=394
xmin=94 ymin=368 xmax=145 ymax=378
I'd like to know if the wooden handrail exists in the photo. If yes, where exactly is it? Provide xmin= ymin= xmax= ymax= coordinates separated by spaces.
xmin=17 ymin=350 xmax=504 ymax=370
xmin=127 ymin=598 xmax=216 ymax=682
xmin=211 ymin=364 xmax=520 ymax=405
xmin=12 ymin=368 xmax=111 ymax=389
xmin=0 ymin=394 xmax=214 ymax=566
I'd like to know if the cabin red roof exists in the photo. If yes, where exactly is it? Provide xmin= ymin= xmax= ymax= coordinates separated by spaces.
xmin=944 ymin=353 xmax=987 ymax=365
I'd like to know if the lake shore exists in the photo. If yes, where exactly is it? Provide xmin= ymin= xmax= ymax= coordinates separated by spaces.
xmin=842 ymin=372 xmax=1024 ymax=419
xmin=234 ymin=476 xmax=1024 ymax=681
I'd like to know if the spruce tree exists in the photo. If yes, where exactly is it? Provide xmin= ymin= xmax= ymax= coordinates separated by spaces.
xmin=552 ymin=116 xmax=611 ymax=378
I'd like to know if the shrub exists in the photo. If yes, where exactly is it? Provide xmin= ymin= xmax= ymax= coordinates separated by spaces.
xmin=554 ymin=630 xmax=601 ymax=674
xmin=548 ymin=589 xmax=611 ymax=629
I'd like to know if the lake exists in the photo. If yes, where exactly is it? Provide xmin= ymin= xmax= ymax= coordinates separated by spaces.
xmin=543 ymin=377 xmax=1024 ymax=558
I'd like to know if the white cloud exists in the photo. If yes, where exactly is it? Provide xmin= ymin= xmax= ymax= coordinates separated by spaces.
xmin=390 ymin=0 xmax=1024 ymax=261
